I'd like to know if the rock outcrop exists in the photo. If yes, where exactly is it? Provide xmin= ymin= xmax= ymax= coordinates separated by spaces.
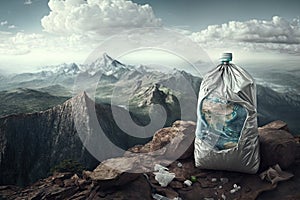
xmin=259 ymin=120 xmax=297 ymax=170
xmin=1 ymin=120 xmax=299 ymax=200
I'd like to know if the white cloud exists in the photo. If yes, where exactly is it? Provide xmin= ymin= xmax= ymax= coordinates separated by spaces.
xmin=8 ymin=25 xmax=16 ymax=29
xmin=0 ymin=31 xmax=92 ymax=57
xmin=0 ymin=21 xmax=8 ymax=26
xmin=191 ymin=16 xmax=300 ymax=54
xmin=41 ymin=0 xmax=162 ymax=37
xmin=192 ymin=16 xmax=300 ymax=44
xmin=0 ymin=32 xmax=40 ymax=56
xmin=2 ymin=3 xmax=299 ymax=73
xmin=0 ymin=27 xmax=211 ymax=73
xmin=24 ymin=0 xmax=33 ymax=5
xmin=0 ymin=21 xmax=17 ymax=29
xmin=0 ymin=31 xmax=92 ymax=73
xmin=0 ymin=31 xmax=12 ymax=35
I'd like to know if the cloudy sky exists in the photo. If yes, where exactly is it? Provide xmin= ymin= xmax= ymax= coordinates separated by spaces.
xmin=0 ymin=0 xmax=299 ymax=73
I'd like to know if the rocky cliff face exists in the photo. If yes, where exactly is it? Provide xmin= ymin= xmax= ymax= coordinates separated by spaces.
xmin=0 ymin=92 xmax=149 ymax=186
xmin=0 ymin=93 xmax=95 ymax=186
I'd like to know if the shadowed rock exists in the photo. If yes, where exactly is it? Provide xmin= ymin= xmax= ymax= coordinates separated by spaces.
xmin=259 ymin=120 xmax=297 ymax=170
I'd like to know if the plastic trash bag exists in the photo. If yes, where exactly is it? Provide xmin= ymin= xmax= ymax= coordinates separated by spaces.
xmin=194 ymin=53 xmax=260 ymax=174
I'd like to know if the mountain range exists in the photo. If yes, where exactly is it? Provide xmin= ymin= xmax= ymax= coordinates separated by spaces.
xmin=0 ymin=53 xmax=298 ymax=132
xmin=0 ymin=53 xmax=299 ymax=186
xmin=0 ymin=54 xmax=201 ymax=127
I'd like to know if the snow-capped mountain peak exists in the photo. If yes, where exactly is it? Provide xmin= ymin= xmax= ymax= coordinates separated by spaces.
xmin=87 ymin=53 xmax=134 ymax=78
xmin=40 ymin=63 xmax=81 ymax=76
xmin=57 ymin=63 xmax=81 ymax=75
xmin=102 ymin=53 xmax=114 ymax=65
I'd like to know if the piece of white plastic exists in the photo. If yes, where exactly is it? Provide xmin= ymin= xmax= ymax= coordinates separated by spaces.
xmin=152 ymin=193 xmax=182 ymax=200
xmin=183 ymin=179 xmax=192 ymax=187
xmin=230 ymin=189 xmax=236 ymax=194
xmin=221 ymin=194 xmax=226 ymax=200
xmin=230 ymin=184 xmax=241 ymax=194
xmin=153 ymin=164 xmax=175 ymax=187
xmin=177 ymin=162 xmax=183 ymax=168
xmin=154 ymin=164 xmax=169 ymax=172
xmin=152 ymin=193 xmax=170 ymax=200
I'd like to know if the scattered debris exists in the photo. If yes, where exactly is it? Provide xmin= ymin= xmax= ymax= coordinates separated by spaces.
xmin=152 ymin=193 xmax=182 ymax=200
xmin=230 ymin=189 xmax=236 ymax=194
xmin=177 ymin=162 xmax=183 ymax=168
xmin=259 ymin=164 xmax=294 ymax=185
xmin=211 ymin=178 xmax=217 ymax=182
xmin=221 ymin=193 xmax=226 ymax=200
xmin=152 ymin=193 xmax=170 ymax=200
xmin=154 ymin=164 xmax=169 ymax=172
xmin=183 ymin=180 xmax=193 ymax=187
xmin=230 ymin=183 xmax=241 ymax=194
xmin=153 ymin=164 xmax=176 ymax=187
xmin=190 ymin=176 xmax=197 ymax=182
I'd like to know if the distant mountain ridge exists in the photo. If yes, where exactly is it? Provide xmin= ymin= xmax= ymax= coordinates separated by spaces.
xmin=0 ymin=53 xmax=198 ymax=91
xmin=0 ymin=53 xmax=299 ymax=133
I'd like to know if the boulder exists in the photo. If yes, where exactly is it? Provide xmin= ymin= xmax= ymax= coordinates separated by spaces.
xmin=86 ymin=156 xmax=140 ymax=189
xmin=259 ymin=121 xmax=297 ymax=170
xmin=260 ymin=120 xmax=290 ymax=132
xmin=125 ymin=120 xmax=196 ymax=160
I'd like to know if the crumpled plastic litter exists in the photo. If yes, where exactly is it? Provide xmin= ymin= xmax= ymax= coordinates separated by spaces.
xmin=154 ymin=164 xmax=169 ymax=172
xmin=177 ymin=162 xmax=183 ymax=168
xmin=183 ymin=179 xmax=192 ymax=187
xmin=259 ymin=164 xmax=294 ymax=185
xmin=152 ymin=193 xmax=170 ymax=200
xmin=230 ymin=183 xmax=241 ymax=194
xmin=152 ymin=193 xmax=182 ymax=200
xmin=153 ymin=164 xmax=175 ymax=187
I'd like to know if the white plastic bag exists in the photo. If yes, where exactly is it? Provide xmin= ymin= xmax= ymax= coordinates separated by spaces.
xmin=153 ymin=164 xmax=175 ymax=187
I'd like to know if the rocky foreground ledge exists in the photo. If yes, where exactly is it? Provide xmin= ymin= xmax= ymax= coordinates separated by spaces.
xmin=0 ymin=120 xmax=300 ymax=200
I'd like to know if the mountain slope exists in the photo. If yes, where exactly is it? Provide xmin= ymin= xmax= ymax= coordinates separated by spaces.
xmin=257 ymin=85 xmax=300 ymax=133
xmin=35 ymin=84 xmax=71 ymax=97
xmin=0 ymin=88 xmax=69 ymax=117
xmin=0 ymin=93 xmax=150 ymax=186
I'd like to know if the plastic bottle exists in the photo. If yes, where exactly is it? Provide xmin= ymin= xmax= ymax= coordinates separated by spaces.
xmin=194 ymin=52 xmax=260 ymax=174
